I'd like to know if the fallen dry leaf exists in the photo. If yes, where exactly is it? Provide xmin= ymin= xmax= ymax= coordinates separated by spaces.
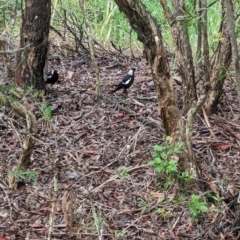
xmin=211 ymin=142 xmax=231 ymax=151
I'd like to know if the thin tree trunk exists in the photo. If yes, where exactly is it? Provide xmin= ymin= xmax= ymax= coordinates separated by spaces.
xmin=196 ymin=0 xmax=202 ymax=65
xmin=225 ymin=0 xmax=240 ymax=105
xmin=0 ymin=92 xmax=37 ymax=189
xmin=79 ymin=0 xmax=100 ymax=101
xmin=201 ymin=0 xmax=211 ymax=93
xmin=204 ymin=0 xmax=231 ymax=114
xmin=114 ymin=0 xmax=180 ymax=136
xmin=15 ymin=0 xmax=51 ymax=90
xmin=159 ymin=0 xmax=197 ymax=113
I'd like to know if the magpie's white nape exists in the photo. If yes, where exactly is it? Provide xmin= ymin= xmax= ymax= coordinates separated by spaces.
xmin=112 ymin=67 xmax=137 ymax=93
xmin=45 ymin=69 xmax=59 ymax=85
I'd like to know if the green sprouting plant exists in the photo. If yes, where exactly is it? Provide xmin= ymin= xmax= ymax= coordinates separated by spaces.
xmin=116 ymin=230 xmax=128 ymax=239
xmin=148 ymin=137 xmax=182 ymax=176
xmin=40 ymin=102 xmax=52 ymax=121
xmin=116 ymin=167 xmax=130 ymax=179
xmin=178 ymin=171 xmax=194 ymax=187
xmin=9 ymin=167 xmax=37 ymax=184
xmin=92 ymin=206 xmax=105 ymax=237
xmin=187 ymin=194 xmax=208 ymax=219
xmin=206 ymin=192 xmax=223 ymax=209
xmin=148 ymin=137 xmax=194 ymax=189
xmin=155 ymin=208 xmax=172 ymax=221
xmin=138 ymin=198 xmax=148 ymax=214
xmin=172 ymin=193 xmax=186 ymax=204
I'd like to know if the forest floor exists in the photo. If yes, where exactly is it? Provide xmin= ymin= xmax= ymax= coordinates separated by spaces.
xmin=1 ymin=48 xmax=240 ymax=240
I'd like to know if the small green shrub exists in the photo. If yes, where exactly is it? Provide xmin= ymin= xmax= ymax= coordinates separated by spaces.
xmin=116 ymin=230 xmax=128 ymax=239
xmin=187 ymin=194 xmax=208 ymax=219
xmin=10 ymin=167 xmax=37 ymax=184
xmin=148 ymin=137 xmax=180 ymax=177
xmin=116 ymin=167 xmax=130 ymax=179
xmin=138 ymin=198 xmax=148 ymax=214
xmin=40 ymin=102 xmax=52 ymax=121
xmin=148 ymin=137 xmax=194 ymax=189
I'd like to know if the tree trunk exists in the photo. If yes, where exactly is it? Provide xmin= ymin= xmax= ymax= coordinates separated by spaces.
xmin=159 ymin=0 xmax=197 ymax=113
xmin=204 ymin=0 xmax=231 ymax=114
xmin=114 ymin=0 xmax=180 ymax=136
xmin=15 ymin=0 xmax=51 ymax=90
xmin=114 ymin=0 xmax=198 ymax=173
xmin=225 ymin=0 xmax=240 ymax=106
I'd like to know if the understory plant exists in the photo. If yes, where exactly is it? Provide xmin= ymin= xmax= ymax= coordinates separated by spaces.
xmin=9 ymin=166 xmax=37 ymax=184
xmin=40 ymin=102 xmax=52 ymax=121
xmin=148 ymin=137 xmax=209 ymax=221
xmin=187 ymin=194 xmax=208 ymax=219
xmin=148 ymin=136 xmax=193 ymax=189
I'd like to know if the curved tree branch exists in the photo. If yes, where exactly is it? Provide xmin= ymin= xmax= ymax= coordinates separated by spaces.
xmin=0 ymin=92 xmax=37 ymax=189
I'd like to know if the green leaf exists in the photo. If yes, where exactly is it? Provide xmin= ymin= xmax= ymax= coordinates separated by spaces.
xmin=165 ymin=136 xmax=172 ymax=142
xmin=155 ymin=166 xmax=164 ymax=172
xmin=153 ymin=145 xmax=163 ymax=152
xmin=160 ymin=152 xmax=168 ymax=159
xmin=148 ymin=160 xmax=155 ymax=165
xmin=153 ymin=157 xmax=162 ymax=164
xmin=198 ymin=205 xmax=208 ymax=211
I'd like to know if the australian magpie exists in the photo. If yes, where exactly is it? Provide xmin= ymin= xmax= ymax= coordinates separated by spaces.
xmin=112 ymin=67 xmax=136 ymax=93
xmin=45 ymin=69 xmax=59 ymax=84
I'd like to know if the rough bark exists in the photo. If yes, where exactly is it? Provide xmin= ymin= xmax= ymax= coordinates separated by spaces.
xmin=204 ymin=0 xmax=231 ymax=114
xmin=159 ymin=0 xmax=197 ymax=113
xmin=113 ymin=0 xmax=199 ymax=173
xmin=15 ymin=0 xmax=51 ymax=90
xmin=201 ymin=0 xmax=211 ymax=92
xmin=114 ymin=0 xmax=180 ymax=137
xmin=225 ymin=0 xmax=240 ymax=106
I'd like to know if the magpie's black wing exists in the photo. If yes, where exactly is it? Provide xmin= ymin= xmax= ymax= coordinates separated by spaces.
xmin=121 ymin=74 xmax=131 ymax=84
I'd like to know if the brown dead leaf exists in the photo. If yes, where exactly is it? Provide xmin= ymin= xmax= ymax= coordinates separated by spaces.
xmin=149 ymin=191 xmax=165 ymax=201
xmin=209 ymin=181 xmax=220 ymax=193
xmin=149 ymin=191 xmax=175 ymax=202
xmin=211 ymin=143 xmax=231 ymax=151
xmin=227 ymin=184 xmax=235 ymax=198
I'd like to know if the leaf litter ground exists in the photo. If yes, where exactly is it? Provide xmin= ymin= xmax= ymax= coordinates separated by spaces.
xmin=1 ymin=51 xmax=240 ymax=240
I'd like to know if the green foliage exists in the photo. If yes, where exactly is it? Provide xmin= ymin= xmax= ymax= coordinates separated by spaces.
xmin=178 ymin=171 xmax=194 ymax=186
xmin=40 ymin=102 xmax=52 ymax=121
xmin=115 ymin=230 xmax=129 ymax=239
xmin=187 ymin=194 xmax=208 ymax=219
xmin=148 ymin=137 xmax=194 ymax=189
xmin=148 ymin=137 xmax=182 ymax=176
xmin=9 ymin=167 xmax=37 ymax=184
xmin=0 ymin=0 xmax=229 ymax=55
xmin=138 ymin=198 xmax=148 ymax=214
xmin=156 ymin=208 xmax=172 ymax=221
xmin=0 ymin=0 xmax=21 ymax=33
xmin=92 ymin=206 xmax=105 ymax=236
xmin=116 ymin=167 xmax=130 ymax=179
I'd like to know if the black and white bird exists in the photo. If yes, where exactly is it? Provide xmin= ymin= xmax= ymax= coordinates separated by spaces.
xmin=112 ymin=67 xmax=136 ymax=93
xmin=45 ymin=69 xmax=59 ymax=85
